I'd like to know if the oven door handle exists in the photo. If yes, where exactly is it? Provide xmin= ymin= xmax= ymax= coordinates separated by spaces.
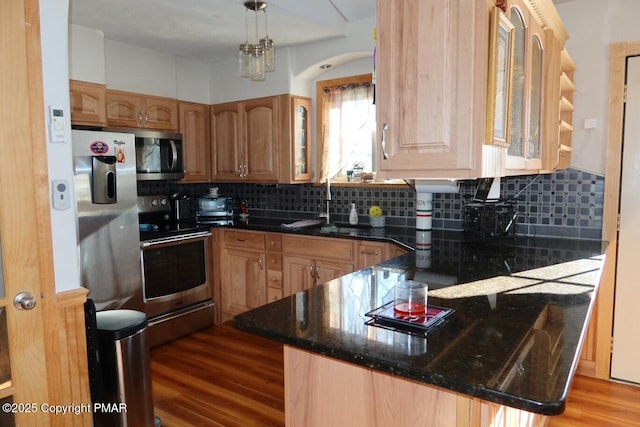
xmin=141 ymin=230 xmax=212 ymax=248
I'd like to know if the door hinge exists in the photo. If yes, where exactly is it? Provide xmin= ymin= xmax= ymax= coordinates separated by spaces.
xmin=617 ymin=213 xmax=621 ymax=232
xmin=624 ymin=84 xmax=627 ymax=103
xmin=611 ymin=336 xmax=614 ymax=353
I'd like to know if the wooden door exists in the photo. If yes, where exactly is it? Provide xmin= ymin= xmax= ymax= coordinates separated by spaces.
xmin=283 ymin=256 xmax=315 ymax=297
xmin=179 ymin=102 xmax=211 ymax=182
xmin=243 ymin=97 xmax=279 ymax=182
xmin=106 ymin=90 xmax=142 ymax=127
xmin=211 ymin=102 xmax=243 ymax=181
xmin=290 ymin=96 xmax=313 ymax=182
xmin=611 ymin=56 xmax=640 ymax=384
xmin=1 ymin=0 xmax=52 ymax=424
xmin=220 ymin=249 xmax=266 ymax=320
xmin=69 ymin=80 xmax=107 ymax=126
xmin=142 ymin=95 xmax=178 ymax=131
xmin=376 ymin=0 xmax=487 ymax=179
xmin=357 ymin=241 xmax=385 ymax=270
xmin=315 ymin=259 xmax=354 ymax=285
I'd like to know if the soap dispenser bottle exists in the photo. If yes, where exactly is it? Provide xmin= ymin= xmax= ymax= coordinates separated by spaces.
xmin=349 ymin=203 xmax=359 ymax=225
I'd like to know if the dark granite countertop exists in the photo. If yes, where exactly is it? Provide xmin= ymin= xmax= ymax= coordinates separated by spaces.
xmin=233 ymin=233 xmax=607 ymax=416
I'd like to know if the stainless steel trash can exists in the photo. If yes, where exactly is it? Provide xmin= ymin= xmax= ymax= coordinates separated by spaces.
xmin=91 ymin=308 xmax=158 ymax=427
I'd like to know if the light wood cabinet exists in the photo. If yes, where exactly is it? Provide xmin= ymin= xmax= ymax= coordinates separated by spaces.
xmin=106 ymin=89 xmax=178 ymax=131
xmin=280 ymin=96 xmax=313 ymax=183
xmin=219 ymin=230 xmax=267 ymax=321
xmin=505 ymin=0 xmax=546 ymax=172
xmin=375 ymin=0 xmax=495 ymax=180
xmin=211 ymin=96 xmax=278 ymax=182
xmin=211 ymin=94 xmax=313 ymax=183
xmin=505 ymin=0 xmax=572 ymax=175
xmin=69 ymin=80 xmax=106 ymax=126
xmin=282 ymin=235 xmax=355 ymax=297
xmin=179 ymin=101 xmax=211 ymax=182
xmin=218 ymin=230 xmax=407 ymax=315
xmin=375 ymin=0 xmax=571 ymax=179
xmin=357 ymin=241 xmax=385 ymax=270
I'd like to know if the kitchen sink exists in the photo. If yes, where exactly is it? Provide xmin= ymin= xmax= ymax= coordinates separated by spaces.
xmin=319 ymin=225 xmax=372 ymax=237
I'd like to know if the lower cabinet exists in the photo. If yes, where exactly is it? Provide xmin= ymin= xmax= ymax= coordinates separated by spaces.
xmin=282 ymin=235 xmax=355 ymax=298
xmin=219 ymin=229 xmax=267 ymax=321
xmin=283 ymin=256 xmax=354 ymax=297
xmin=218 ymin=229 xmax=409 ymax=319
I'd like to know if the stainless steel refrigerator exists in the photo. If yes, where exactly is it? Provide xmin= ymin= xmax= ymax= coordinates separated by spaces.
xmin=72 ymin=129 xmax=143 ymax=312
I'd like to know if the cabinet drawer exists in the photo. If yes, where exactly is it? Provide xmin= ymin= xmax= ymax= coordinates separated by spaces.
xmin=267 ymin=233 xmax=282 ymax=251
xmin=223 ymin=230 xmax=265 ymax=250
xmin=284 ymin=235 xmax=354 ymax=261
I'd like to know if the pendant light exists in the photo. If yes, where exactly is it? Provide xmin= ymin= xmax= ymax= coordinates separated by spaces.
xmin=260 ymin=8 xmax=275 ymax=72
xmin=239 ymin=1 xmax=276 ymax=80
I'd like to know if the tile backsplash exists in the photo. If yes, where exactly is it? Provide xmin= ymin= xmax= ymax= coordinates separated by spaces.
xmin=140 ymin=167 xmax=604 ymax=241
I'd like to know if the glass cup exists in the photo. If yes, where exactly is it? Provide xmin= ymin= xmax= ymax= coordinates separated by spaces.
xmin=394 ymin=280 xmax=428 ymax=316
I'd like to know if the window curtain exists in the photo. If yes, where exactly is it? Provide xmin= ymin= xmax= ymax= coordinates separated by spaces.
xmin=319 ymin=83 xmax=374 ymax=183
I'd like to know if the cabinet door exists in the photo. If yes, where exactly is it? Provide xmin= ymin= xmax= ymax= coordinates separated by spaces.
xmin=212 ymin=102 xmax=243 ymax=181
xmin=179 ymin=102 xmax=211 ymax=182
xmin=69 ymin=80 xmax=106 ymax=126
xmin=283 ymin=255 xmax=315 ymax=298
xmin=357 ymin=241 xmax=386 ymax=270
xmin=315 ymin=259 xmax=354 ymax=285
xmin=143 ymin=96 xmax=178 ymax=131
xmin=106 ymin=90 xmax=142 ymax=128
xmin=243 ymin=97 xmax=279 ymax=182
xmin=291 ymin=96 xmax=313 ymax=182
xmin=220 ymin=248 xmax=266 ymax=319
xmin=506 ymin=2 xmax=544 ymax=172
xmin=376 ymin=0 xmax=488 ymax=179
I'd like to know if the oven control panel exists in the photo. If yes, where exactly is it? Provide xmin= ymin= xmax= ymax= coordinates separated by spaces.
xmin=138 ymin=195 xmax=170 ymax=213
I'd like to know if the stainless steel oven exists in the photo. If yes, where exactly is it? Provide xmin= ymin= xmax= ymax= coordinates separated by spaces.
xmin=138 ymin=195 xmax=214 ymax=347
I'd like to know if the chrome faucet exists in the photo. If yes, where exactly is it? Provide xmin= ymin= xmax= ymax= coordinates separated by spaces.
xmin=319 ymin=176 xmax=332 ymax=225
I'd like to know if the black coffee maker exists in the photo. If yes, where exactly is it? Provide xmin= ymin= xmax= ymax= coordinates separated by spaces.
xmin=170 ymin=192 xmax=191 ymax=222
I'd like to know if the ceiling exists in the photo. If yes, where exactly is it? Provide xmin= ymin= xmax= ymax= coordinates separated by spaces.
xmin=69 ymin=0 xmax=376 ymax=65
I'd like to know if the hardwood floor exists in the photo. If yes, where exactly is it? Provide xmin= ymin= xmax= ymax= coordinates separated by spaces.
xmin=151 ymin=322 xmax=640 ymax=427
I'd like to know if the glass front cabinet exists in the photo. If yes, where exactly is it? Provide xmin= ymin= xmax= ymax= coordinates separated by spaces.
xmin=504 ymin=0 xmax=573 ymax=174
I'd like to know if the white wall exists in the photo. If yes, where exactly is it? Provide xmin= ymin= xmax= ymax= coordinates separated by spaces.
xmin=69 ymin=25 xmax=212 ymax=103
xmin=41 ymin=0 xmax=81 ymax=292
xmin=68 ymin=24 xmax=105 ymax=84
xmin=557 ymin=0 xmax=640 ymax=175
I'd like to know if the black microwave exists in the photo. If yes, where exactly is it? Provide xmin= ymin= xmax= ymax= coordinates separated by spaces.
xmin=107 ymin=129 xmax=185 ymax=181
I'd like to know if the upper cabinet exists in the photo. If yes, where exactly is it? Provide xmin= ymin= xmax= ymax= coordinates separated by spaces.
xmin=375 ymin=0 xmax=492 ymax=179
xmin=505 ymin=0 xmax=573 ymax=174
xmin=106 ymin=90 xmax=178 ymax=131
xmin=69 ymin=80 xmax=107 ymax=127
xmin=212 ymin=96 xmax=279 ymax=182
xmin=179 ymin=101 xmax=211 ymax=183
xmin=375 ymin=0 xmax=573 ymax=179
xmin=211 ymin=94 xmax=313 ymax=184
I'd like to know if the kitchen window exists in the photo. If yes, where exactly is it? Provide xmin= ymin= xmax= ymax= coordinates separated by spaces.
xmin=317 ymin=74 xmax=376 ymax=184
